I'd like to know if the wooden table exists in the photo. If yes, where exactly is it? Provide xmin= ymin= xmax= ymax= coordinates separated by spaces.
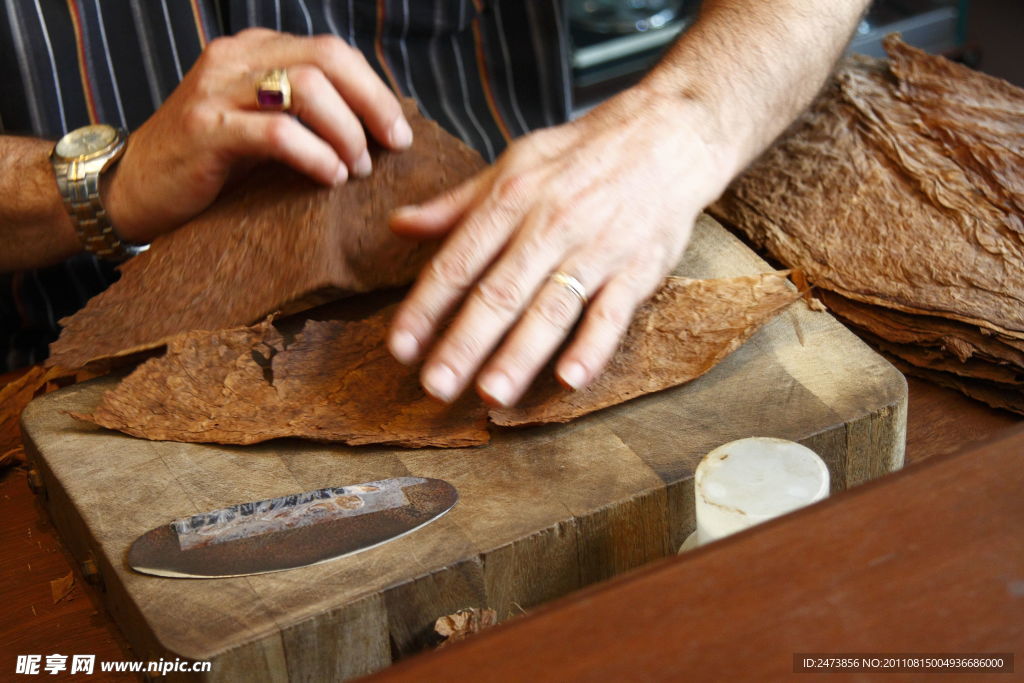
xmin=1 ymin=374 xmax=1020 ymax=680
xmin=371 ymin=416 xmax=1024 ymax=683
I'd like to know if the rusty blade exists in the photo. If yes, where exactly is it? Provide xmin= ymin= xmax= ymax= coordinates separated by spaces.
xmin=128 ymin=477 xmax=457 ymax=578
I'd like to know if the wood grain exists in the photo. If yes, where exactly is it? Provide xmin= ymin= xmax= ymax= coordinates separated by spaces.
xmin=19 ymin=215 xmax=908 ymax=681
xmin=4 ymin=360 xmax=1019 ymax=677
xmin=371 ymin=425 xmax=1024 ymax=682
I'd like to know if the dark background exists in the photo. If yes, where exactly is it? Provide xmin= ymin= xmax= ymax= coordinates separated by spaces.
xmin=967 ymin=0 xmax=1024 ymax=85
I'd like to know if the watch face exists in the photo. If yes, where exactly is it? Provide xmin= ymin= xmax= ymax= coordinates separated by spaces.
xmin=55 ymin=124 xmax=118 ymax=159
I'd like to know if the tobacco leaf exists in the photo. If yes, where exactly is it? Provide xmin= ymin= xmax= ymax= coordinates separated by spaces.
xmin=50 ymin=571 xmax=75 ymax=604
xmin=853 ymin=328 xmax=1024 ymax=386
xmin=77 ymin=272 xmax=800 ymax=446
xmin=490 ymin=271 xmax=802 ymax=426
xmin=887 ymin=357 xmax=1024 ymax=416
xmin=434 ymin=608 xmax=498 ymax=648
xmin=886 ymin=36 xmax=1024 ymax=219
xmin=48 ymin=99 xmax=485 ymax=370
xmin=1 ymin=365 xmax=102 ymax=455
xmin=819 ymin=290 xmax=1024 ymax=369
xmin=76 ymin=311 xmax=489 ymax=448
xmin=711 ymin=39 xmax=1024 ymax=339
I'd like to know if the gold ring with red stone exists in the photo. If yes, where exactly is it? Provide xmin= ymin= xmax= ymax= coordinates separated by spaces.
xmin=256 ymin=68 xmax=292 ymax=111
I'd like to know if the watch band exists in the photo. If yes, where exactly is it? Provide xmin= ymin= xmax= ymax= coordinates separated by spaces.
xmin=51 ymin=125 xmax=147 ymax=261
xmin=53 ymin=159 xmax=139 ymax=260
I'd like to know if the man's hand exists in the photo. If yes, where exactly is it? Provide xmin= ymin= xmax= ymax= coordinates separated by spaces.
xmin=386 ymin=0 xmax=870 ymax=406
xmin=105 ymin=28 xmax=412 ymax=244
xmin=386 ymin=86 xmax=734 ymax=407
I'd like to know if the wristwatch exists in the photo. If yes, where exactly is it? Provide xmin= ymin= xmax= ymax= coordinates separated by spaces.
xmin=50 ymin=124 xmax=146 ymax=260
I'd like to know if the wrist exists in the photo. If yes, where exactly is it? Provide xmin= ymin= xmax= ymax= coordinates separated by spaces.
xmin=99 ymin=145 xmax=151 ymax=247
xmin=620 ymin=78 xmax=745 ymax=197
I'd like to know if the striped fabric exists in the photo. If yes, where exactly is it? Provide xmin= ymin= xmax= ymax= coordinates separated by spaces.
xmin=0 ymin=0 xmax=571 ymax=371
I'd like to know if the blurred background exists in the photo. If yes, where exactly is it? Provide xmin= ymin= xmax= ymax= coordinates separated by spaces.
xmin=569 ymin=0 xmax=1024 ymax=115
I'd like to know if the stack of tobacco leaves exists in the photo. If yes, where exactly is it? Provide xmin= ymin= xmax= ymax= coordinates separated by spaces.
xmin=710 ymin=35 xmax=1024 ymax=414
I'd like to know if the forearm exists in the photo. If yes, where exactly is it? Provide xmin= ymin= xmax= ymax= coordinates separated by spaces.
xmin=0 ymin=136 xmax=81 ymax=271
xmin=641 ymin=0 xmax=870 ymax=181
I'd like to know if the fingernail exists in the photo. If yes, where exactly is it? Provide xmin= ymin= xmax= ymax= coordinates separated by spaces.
xmin=354 ymin=151 xmax=372 ymax=178
xmin=423 ymin=363 xmax=458 ymax=403
xmin=558 ymin=362 xmax=587 ymax=391
xmin=478 ymin=371 xmax=514 ymax=407
xmin=390 ymin=204 xmax=419 ymax=221
xmin=335 ymin=163 xmax=349 ymax=185
xmin=390 ymin=117 xmax=413 ymax=149
xmin=389 ymin=330 xmax=420 ymax=365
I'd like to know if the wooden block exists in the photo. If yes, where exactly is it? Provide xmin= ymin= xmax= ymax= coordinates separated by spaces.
xmin=20 ymin=215 xmax=907 ymax=681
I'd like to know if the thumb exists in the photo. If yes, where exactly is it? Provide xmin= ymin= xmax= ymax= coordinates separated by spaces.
xmin=388 ymin=171 xmax=487 ymax=240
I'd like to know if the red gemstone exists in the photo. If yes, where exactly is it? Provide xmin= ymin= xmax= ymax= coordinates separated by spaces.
xmin=257 ymin=89 xmax=284 ymax=109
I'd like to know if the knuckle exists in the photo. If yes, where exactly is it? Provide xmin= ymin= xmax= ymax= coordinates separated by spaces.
xmin=201 ymin=36 xmax=233 ymax=63
xmin=494 ymin=172 xmax=531 ymax=206
xmin=428 ymin=250 xmax=475 ymax=288
xmin=443 ymin=333 xmax=484 ymax=368
xmin=542 ymin=202 xmax=575 ymax=242
xmin=182 ymin=105 xmax=214 ymax=135
xmin=287 ymin=64 xmax=319 ymax=91
xmin=502 ymin=138 xmax=532 ymax=164
xmin=474 ymin=276 xmax=524 ymax=317
xmin=315 ymin=34 xmax=351 ymax=62
xmin=237 ymin=27 xmax=272 ymax=41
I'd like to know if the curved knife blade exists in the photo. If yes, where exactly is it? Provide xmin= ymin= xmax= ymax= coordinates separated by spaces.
xmin=128 ymin=477 xmax=457 ymax=578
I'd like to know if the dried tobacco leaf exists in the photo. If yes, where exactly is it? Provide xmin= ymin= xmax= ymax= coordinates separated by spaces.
xmin=854 ymin=328 xmax=1024 ymax=386
xmin=48 ymin=99 xmax=485 ymax=370
xmin=77 ymin=272 xmax=800 ymax=445
xmin=434 ymin=608 xmax=498 ymax=648
xmin=819 ymin=290 xmax=1024 ymax=369
xmin=886 ymin=36 xmax=1024 ymax=218
xmin=711 ymin=39 xmax=1024 ymax=339
xmin=0 ymin=365 xmax=102 ymax=455
xmin=887 ymin=357 xmax=1024 ymax=415
xmin=490 ymin=272 xmax=802 ymax=426
xmin=76 ymin=311 xmax=489 ymax=448
xmin=50 ymin=571 xmax=74 ymax=604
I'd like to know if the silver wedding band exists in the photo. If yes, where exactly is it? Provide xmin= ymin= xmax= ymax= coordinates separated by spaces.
xmin=550 ymin=271 xmax=588 ymax=305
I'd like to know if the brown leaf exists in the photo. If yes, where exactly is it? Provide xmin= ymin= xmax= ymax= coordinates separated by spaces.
xmin=711 ymin=39 xmax=1024 ymax=340
xmin=75 ymin=273 xmax=799 ymax=446
xmin=710 ymin=36 xmax=1024 ymax=409
xmin=490 ymin=272 xmax=802 ymax=426
xmin=76 ymin=312 xmax=490 ymax=448
xmin=1 ymin=366 xmax=101 ymax=455
xmin=50 ymin=571 xmax=74 ymax=604
xmin=820 ymin=290 xmax=1024 ymax=369
xmin=434 ymin=608 xmax=498 ymax=648
xmin=48 ymin=99 xmax=486 ymax=370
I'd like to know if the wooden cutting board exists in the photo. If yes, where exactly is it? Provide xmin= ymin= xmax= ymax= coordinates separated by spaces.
xmin=21 ymin=215 xmax=906 ymax=681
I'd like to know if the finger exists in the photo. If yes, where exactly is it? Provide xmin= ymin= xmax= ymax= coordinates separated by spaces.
xmin=387 ymin=173 xmax=535 ymax=367
xmin=555 ymin=265 xmax=662 ymax=391
xmin=389 ymin=171 xmax=490 ymax=239
xmin=476 ymin=268 xmax=593 ymax=407
xmin=415 ymin=203 xmax=578 ymax=403
xmin=221 ymin=110 xmax=344 ymax=185
xmin=285 ymin=65 xmax=371 ymax=177
xmin=251 ymin=34 xmax=411 ymax=149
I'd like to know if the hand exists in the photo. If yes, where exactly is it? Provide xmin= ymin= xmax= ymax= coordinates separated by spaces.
xmin=386 ymin=85 xmax=739 ymax=407
xmin=104 ymin=28 xmax=412 ymax=244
